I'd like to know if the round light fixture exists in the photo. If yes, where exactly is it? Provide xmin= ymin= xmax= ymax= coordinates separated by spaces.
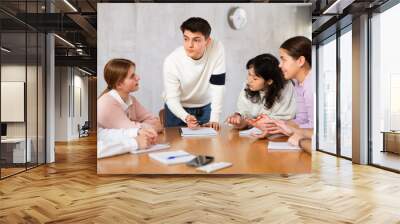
xmin=228 ymin=7 xmax=247 ymax=30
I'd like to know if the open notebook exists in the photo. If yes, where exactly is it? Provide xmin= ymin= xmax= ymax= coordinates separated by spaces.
xmin=180 ymin=127 xmax=217 ymax=137
xmin=267 ymin=141 xmax=300 ymax=151
xmin=149 ymin=150 xmax=196 ymax=165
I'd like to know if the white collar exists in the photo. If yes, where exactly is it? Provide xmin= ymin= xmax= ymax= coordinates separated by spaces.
xmin=185 ymin=50 xmax=207 ymax=64
xmin=109 ymin=89 xmax=133 ymax=111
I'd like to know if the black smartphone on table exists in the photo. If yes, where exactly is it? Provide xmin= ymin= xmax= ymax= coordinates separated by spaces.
xmin=186 ymin=155 xmax=214 ymax=167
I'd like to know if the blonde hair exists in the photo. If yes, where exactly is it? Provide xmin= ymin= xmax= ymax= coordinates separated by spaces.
xmin=100 ymin=58 xmax=135 ymax=97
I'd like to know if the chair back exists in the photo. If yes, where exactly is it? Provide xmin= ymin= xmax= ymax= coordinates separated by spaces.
xmin=159 ymin=109 xmax=165 ymax=128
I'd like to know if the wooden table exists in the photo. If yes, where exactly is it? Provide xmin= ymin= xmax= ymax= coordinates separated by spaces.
xmin=97 ymin=127 xmax=311 ymax=174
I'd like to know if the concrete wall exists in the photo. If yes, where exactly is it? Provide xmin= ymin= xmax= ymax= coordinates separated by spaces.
xmin=98 ymin=3 xmax=311 ymax=120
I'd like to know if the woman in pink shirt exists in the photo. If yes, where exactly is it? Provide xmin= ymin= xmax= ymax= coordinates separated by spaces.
xmin=252 ymin=36 xmax=313 ymax=152
xmin=97 ymin=58 xmax=162 ymax=157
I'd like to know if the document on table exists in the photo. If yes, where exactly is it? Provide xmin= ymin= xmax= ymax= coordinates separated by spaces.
xmin=239 ymin=127 xmax=262 ymax=136
xmin=131 ymin=144 xmax=170 ymax=154
xmin=149 ymin=150 xmax=196 ymax=165
xmin=180 ymin=127 xmax=217 ymax=137
xmin=267 ymin=141 xmax=300 ymax=151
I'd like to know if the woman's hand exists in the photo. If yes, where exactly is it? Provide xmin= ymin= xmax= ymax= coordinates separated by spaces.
xmin=266 ymin=120 xmax=294 ymax=136
xmin=226 ymin=113 xmax=248 ymax=129
xmin=227 ymin=113 xmax=241 ymax=125
xmin=143 ymin=120 xmax=163 ymax=134
xmin=247 ymin=114 xmax=275 ymax=130
xmin=136 ymin=133 xmax=150 ymax=149
xmin=138 ymin=127 xmax=157 ymax=145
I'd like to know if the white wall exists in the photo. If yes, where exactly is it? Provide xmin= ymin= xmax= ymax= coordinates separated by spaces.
xmin=1 ymin=65 xmax=41 ymax=138
xmin=54 ymin=67 xmax=89 ymax=141
xmin=97 ymin=3 xmax=311 ymax=120
xmin=55 ymin=67 xmax=68 ymax=141
xmin=72 ymin=73 xmax=89 ymax=138
xmin=1 ymin=64 xmax=46 ymax=164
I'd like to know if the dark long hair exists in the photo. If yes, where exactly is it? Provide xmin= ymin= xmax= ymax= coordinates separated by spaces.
xmin=244 ymin=54 xmax=287 ymax=110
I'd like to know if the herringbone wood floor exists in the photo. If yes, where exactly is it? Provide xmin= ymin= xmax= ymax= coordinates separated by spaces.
xmin=1 ymin=135 xmax=399 ymax=224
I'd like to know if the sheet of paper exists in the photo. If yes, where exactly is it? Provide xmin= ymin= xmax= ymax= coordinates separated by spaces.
xmin=131 ymin=143 xmax=170 ymax=154
xmin=267 ymin=141 xmax=300 ymax=151
xmin=239 ymin=127 xmax=262 ymax=136
xmin=180 ymin=127 xmax=217 ymax=137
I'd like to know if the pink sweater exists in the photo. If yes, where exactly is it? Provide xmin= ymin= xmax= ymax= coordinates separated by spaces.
xmin=97 ymin=92 xmax=160 ymax=130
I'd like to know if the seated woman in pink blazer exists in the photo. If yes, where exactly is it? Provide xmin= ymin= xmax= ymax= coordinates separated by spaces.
xmin=97 ymin=58 xmax=163 ymax=132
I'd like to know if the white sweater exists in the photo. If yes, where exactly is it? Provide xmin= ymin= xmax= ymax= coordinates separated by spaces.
xmin=236 ymin=82 xmax=297 ymax=120
xmin=163 ymin=39 xmax=226 ymax=123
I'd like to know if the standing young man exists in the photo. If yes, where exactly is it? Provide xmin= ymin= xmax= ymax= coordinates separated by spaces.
xmin=163 ymin=17 xmax=226 ymax=130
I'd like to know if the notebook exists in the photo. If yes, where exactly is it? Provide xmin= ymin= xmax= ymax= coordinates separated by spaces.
xmin=267 ymin=141 xmax=300 ymax=151
xmin=131 ymin=144 xmax=170 ymax=154
xmin=180 ymin=127 xmax=217 ymax=137
xmin=239 ymin=127 xmax=262 ymax=136
xmin=196 ymin=162 xmax=232 ymax=173
xmin=149 ymin=150 xmax=196 ymax=165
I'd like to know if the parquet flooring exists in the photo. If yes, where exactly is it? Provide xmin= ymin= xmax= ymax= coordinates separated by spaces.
xmin=1 ymin=135 xmax=399 ymax=223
